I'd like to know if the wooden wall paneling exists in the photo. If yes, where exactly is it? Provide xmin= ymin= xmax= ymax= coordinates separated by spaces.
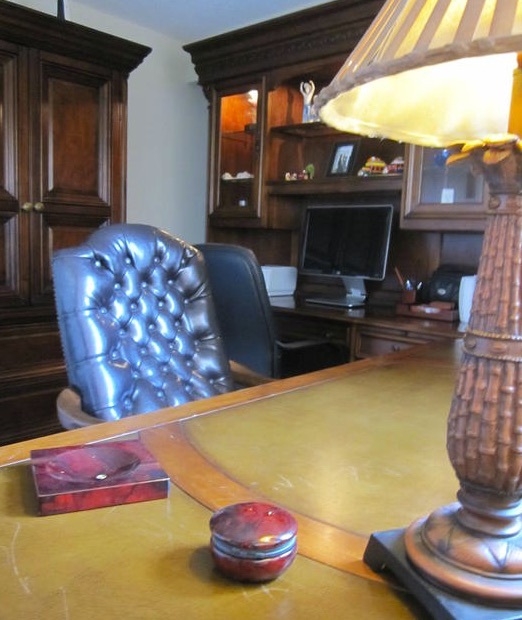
xmin=208 ymin=226 xmax=296 ymax=266
xmin=390 ymin=229 xmax=443 ymax=286
xmin=440 ymin=233 xmax=483 ymax=269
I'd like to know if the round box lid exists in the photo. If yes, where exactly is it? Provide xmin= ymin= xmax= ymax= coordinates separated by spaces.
xmin=210 ymin=502 xmax=297 ymax=559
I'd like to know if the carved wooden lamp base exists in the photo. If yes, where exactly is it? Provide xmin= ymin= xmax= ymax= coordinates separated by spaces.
xmin=405 ymin=506 xmax=522 ymax=605
xmin=365 ymin=141 xmax=522 ymax=617
xmin=364 ymin=529 xmax=522 ymax=620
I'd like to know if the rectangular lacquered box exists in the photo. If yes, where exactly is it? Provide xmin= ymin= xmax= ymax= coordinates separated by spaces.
xmin=31 ymin=439 xmax=169 ymax=516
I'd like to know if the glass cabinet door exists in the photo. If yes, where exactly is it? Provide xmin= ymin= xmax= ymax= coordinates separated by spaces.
xmin=401 ymin=145 xmax=488 ymax=231
xmin=211 ymin=84 xmax=263 ymax=220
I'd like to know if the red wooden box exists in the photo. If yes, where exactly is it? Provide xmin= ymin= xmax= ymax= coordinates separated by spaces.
xmin=31 ymin=439 xmax=169 ymax=516
xmin=396 ymin=303 xmax=459 ymax=322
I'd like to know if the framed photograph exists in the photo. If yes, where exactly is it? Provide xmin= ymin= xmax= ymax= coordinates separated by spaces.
xmin=327 ymin=141 xmax=358 ymax=176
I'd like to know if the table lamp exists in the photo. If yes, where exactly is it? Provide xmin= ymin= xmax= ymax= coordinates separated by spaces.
xmin=316 ymin=0 xmax=522 ymax=616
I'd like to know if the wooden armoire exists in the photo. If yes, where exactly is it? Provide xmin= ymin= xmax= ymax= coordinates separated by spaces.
xmin=0 ymin=1 xmax=150 ymax=444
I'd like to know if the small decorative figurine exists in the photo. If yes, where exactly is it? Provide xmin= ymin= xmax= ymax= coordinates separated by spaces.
xmin=304 ymin=163 xmax=315 ymax=179
xmin=385 ymin=156 xmax=404 ymax=175
xmin=300 ymin=80 xmax=315 ymax=123
xmin=284 ymin=163 xmax=315 ymax=181
xmin=358 ymin=156 xmax=387 ymax=176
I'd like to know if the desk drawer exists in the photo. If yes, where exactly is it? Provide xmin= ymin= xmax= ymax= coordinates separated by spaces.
xmin=354 ymin=328 xmax=433 ymax=359
xmin=275 ymin=315 xmax=349 ymax=347
xmin=275 ymin=315 xmax=350 ymax=376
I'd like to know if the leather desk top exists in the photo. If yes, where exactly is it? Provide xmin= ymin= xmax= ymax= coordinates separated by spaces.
xmin=0 ymin=342 xmax=462 ymax=619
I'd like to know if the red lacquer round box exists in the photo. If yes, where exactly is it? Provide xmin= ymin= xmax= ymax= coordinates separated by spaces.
xmin=209 ymin=502 xmax=298 ymax=582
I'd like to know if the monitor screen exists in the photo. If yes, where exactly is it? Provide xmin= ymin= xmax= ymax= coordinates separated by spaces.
xmin=299 ymin=204 xmax=393 ymax=307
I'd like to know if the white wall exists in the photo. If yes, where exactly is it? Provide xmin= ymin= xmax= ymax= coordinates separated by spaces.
xmin=9 ymin=0 xmax=209 ymax=244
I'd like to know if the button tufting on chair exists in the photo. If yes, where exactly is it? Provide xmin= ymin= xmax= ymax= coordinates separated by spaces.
xmin=53 ymin=224 xmax=236 ymax=429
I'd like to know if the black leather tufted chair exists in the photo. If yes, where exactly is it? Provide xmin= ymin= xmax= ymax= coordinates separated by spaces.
xmin=53 ymin=224 xmax=235 ymax=429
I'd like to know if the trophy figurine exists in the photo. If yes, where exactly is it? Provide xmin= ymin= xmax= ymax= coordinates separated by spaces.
xmin=300 ymin=80 xmax=316 ymax=123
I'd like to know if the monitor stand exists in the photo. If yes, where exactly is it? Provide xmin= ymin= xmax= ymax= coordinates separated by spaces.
xmin=305 ymin=276 xmax=367 ymax=308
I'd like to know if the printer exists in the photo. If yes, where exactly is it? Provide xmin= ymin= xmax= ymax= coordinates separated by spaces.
xmin=261 ymin=265 xmax=297 ymax=297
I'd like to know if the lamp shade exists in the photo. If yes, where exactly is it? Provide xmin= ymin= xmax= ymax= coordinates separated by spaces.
xmin=316 ymin=0 xmax=522 ymax=147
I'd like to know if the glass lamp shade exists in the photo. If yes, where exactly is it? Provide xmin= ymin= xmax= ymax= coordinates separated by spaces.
xmin=315 ymin=0 xmax=522 ymax=146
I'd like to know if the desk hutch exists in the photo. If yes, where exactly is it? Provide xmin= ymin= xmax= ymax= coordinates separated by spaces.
xmin=184 ymin=0 xmax=485 ymax=371
xmin=184 ymin=0 xmax=486 ymax=269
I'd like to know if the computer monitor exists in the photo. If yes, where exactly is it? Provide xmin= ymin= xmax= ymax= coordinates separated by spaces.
xmin=299 ymin=203 xmax=393 ymax=308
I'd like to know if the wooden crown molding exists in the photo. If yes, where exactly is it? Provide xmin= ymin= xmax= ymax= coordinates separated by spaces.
xmin=184 ymin=0 xmax=385 ymax=86
xmin=0 ymin=0 xmax=151 ymax=74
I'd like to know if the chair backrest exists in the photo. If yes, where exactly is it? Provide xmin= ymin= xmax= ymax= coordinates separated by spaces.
xmin=52 ymin=224 xmax=234 ymax=422
xmin=196 ymin=243 xmax=279 ymax=377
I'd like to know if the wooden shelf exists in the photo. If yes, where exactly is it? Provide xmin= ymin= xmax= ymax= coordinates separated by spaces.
xmin=267 ymin=176 xmax=403 ymax=195
xmin=270 ymin=122 xmax=348 ymax=138
xmin=220 ymin=178 xmax=254 ymax=184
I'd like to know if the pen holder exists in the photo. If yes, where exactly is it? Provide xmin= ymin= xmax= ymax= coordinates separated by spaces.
xmin=401 ymin=289 xmax=417 ymax=305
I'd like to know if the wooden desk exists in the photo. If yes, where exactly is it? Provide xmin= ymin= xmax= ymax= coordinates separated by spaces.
xmin=0 ymin=342 xmax=462 ymax=619
xmin=271 ymin=296 xmax=462 ymax=364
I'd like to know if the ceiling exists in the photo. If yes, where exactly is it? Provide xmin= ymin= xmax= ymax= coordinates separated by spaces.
xmin=75 ymin=0 xmax=330 ymax=44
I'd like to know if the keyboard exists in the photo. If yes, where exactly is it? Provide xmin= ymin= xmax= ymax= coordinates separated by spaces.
xmin=305 ymin=295 xmax=366 ymax=309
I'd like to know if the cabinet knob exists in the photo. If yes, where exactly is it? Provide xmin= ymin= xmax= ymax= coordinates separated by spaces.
xmin=21 ymin=202 xmax=45 ymax=212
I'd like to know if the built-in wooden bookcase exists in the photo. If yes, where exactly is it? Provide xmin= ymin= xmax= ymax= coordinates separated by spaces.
xmin=185 ymin=0 xmax=391 ymax=263
xmin=185 ymin=0 xmax=485 ymax=290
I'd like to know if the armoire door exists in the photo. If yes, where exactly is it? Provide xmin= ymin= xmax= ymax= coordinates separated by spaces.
xmin=0 ymin=42 xmax=28 ymax=309
xmin=28 ymin=50 xmax=126 ymax=306
xmin=0 ymin=0 xmax=150 ymax=445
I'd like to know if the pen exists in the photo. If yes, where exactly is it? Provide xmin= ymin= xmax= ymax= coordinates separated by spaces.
xmin=394 ymin=266 xmax=405 ymax=289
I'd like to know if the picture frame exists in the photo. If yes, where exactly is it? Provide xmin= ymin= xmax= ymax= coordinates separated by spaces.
xmin=327 ymin=141 xmax=358 ymax=176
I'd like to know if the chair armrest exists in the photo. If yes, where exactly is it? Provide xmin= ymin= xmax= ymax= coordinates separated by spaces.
xmin=57 ymin=387 xmax=103 ymax=430
xmin=229 ymin=360 xmax=274 ymax=387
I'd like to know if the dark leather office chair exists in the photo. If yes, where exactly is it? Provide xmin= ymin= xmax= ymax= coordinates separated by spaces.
xmin=197 ymin=243 xmax=279 ymax=377
xmin=197 ymin=243 xmax=325 ymax=379
xmin=53 ymin=224 xmax=239 ymax=430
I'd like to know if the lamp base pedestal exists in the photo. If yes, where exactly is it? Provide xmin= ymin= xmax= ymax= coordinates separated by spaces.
xmin=363 ymin=529 xmax=522 ymax=620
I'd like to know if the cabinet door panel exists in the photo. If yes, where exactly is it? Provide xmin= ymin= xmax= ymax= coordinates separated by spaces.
xmin=39 ymin=60 xmax=111 ymax=208
xmin=0 ymin=46 xmax=27 ymax=307
xmin=0 ymin=212 xmax=25 ymax=307
xmin=31 ymin=212 xmax=110 ymax=304
xmin=0 ymin=50 xmax=18 ymax=207
xmin=210 ymin=81 xmax=264 ymax=224
xmin=401 ymin=145 xmax=487 ymax=231
xmin=29 ymin=54 xmax=120 ymax=304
